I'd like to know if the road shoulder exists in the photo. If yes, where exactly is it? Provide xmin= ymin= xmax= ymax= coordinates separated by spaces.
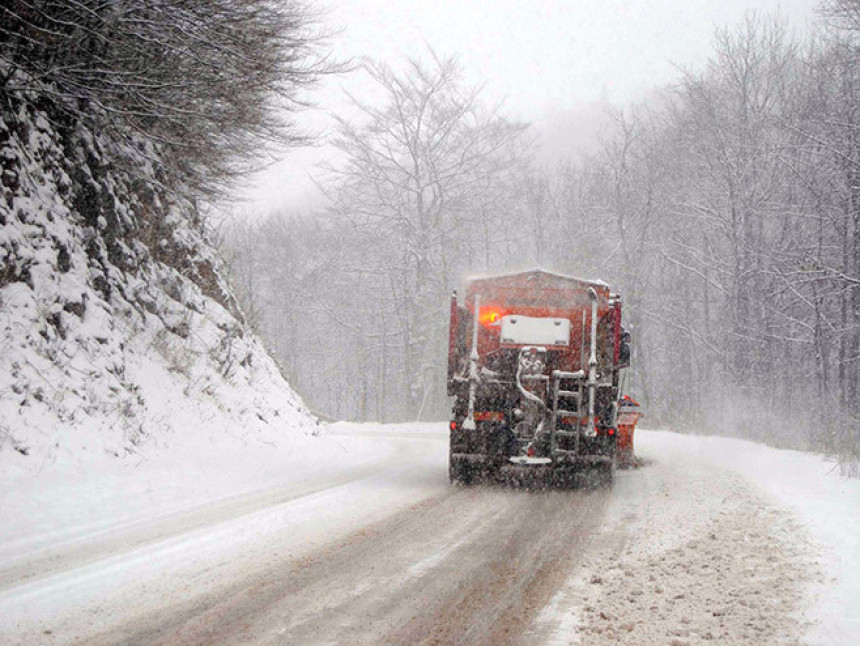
xmin=528 ymin=430 xmax=821 ymax=645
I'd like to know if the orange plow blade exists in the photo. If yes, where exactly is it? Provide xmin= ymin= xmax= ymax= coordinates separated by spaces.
xmin=616 ymin=396 xmax=642 ymax=468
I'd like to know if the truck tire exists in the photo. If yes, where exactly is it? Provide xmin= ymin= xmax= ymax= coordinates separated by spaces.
xmin=597 ymin=461 xmax=614 ymax=487
xmin=552 ymin=467 xmax=577 ymax=489
xmin=449 ymin=458 xmax=473 ymax=485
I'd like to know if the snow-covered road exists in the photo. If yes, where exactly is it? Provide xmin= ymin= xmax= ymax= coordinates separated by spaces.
xmin=1 ymin=424 xmax=857 ymax=645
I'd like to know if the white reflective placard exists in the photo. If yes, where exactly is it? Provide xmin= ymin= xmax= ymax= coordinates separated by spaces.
xmin=500 ymin=315 xmax=571 ymax=346
xmin=509 ymin=456 xmax=553 ymax=465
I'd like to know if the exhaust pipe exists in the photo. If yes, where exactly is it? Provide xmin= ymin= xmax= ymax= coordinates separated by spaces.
xmin=462 ymin=294 xmax=480 ymax=431
xmin=586 ymin=288 xmax=598 ymax=438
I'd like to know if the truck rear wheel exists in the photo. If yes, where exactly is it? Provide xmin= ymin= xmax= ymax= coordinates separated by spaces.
xmin=449 ymin=458 xmax=473 ymax=485
xmin=551 ymin=467 xmax=577 ymax=489
xmin=596 ymin=461 xmax=614 ymax=487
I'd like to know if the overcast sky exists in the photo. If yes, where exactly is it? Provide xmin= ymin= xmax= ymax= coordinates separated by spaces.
xmin=235 ymin=0 xmax=819 ymax=216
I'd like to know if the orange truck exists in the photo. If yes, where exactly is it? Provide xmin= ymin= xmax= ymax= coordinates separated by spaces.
xmin=447 ymin=269 xmax=640 ymax=486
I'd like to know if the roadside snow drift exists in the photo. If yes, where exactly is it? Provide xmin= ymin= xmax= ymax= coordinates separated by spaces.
xmin=535 ymin=430 xmax=860 ymax=646
xmin=0 ymin=75 xmax=314 ymax=474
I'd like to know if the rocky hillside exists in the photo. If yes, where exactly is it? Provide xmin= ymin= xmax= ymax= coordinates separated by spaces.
xmin=0 ymin=83 xmax=314 ymax=467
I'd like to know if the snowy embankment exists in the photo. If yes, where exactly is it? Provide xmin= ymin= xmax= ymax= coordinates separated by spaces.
xmin=1 ymin=76 xmax=317 ymax=468
xmin=682 ymin=432 xmax=860 ymax=645
xmin=536 ymin=430 xmax=860 ymax=645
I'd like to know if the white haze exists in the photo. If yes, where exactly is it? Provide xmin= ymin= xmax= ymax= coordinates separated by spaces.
xmin=238 ymin=0 xmax=818 ymax=215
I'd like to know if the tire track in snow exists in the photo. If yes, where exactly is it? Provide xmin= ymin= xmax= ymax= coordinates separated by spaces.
xmin=87 ymin=485 xmax=611 ymax=646
xmin=0 ymin=455 xmax=402 ymax=594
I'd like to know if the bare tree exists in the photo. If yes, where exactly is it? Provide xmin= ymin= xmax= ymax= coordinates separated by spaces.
xmin=322 ymin=53 xmax=531 ymax=419
xmin=1 ymin=0 xmax=334 ymax=197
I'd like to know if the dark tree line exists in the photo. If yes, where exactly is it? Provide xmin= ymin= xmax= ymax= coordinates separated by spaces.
xmin=1 ymin=0 xmax=330 ymax=197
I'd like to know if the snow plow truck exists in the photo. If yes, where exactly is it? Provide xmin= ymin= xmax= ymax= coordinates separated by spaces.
xmin=447 ymin=269 xmax=640 ymax=486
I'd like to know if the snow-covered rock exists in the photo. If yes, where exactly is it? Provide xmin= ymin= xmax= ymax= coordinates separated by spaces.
xmin=0 ymin=82 xmax=314 ymax=472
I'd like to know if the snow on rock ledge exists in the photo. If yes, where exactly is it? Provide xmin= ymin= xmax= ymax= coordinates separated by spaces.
xmin=0 ymin=88 xmax=314 ymax=471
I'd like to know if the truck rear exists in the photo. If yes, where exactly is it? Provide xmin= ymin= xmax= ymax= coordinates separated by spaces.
xmin=447 ymin=269 xmax=636 ymax=486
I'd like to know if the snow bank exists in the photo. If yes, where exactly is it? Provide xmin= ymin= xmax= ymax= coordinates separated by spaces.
xmin=0 ymin=423 xmax=393 ymax=570
xmin=530 ymin=430 xmax=858 ymax=645
xmin=0 ymin=76 xmax=315 ymax=475
xmin=664 ymin=431 xmax=860 ymax=645
xmin=0 ymin=424 xmax=435 ymax=645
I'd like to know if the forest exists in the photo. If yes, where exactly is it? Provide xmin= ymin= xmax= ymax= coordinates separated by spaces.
xmin=226 ymin=8 xmax=860 ymax=474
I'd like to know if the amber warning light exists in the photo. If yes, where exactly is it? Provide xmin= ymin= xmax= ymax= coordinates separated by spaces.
xmin=479 ymin=308 xmax=502 ymax=326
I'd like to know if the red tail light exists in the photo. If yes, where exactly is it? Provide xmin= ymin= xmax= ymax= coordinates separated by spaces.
xmin=473 ymin=411 xmax=504 ymax=422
